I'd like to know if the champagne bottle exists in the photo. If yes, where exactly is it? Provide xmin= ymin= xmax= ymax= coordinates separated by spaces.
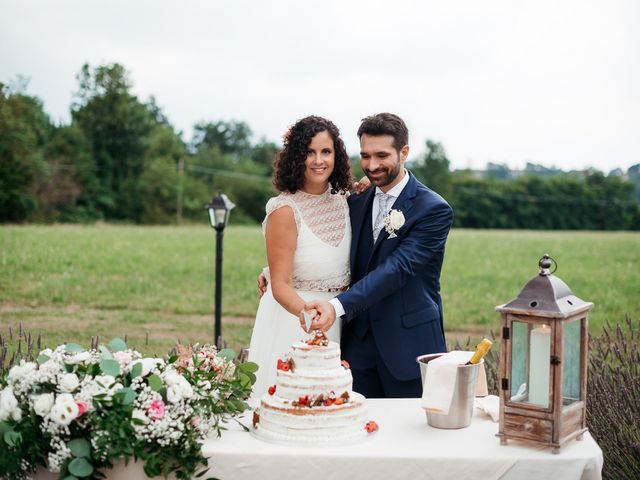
xmin=466 ymin=338 xmax=492 ymax=365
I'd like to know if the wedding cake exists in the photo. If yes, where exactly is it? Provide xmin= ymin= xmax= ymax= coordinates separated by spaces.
xmin=252 ymin=331 xmax=377 ymax=444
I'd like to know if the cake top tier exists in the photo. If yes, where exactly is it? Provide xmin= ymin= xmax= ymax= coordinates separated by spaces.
xmin=290 ymin=340 xmax=341 ymax=371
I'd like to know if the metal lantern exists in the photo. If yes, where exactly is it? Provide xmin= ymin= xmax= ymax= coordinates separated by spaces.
xmin=206 ymin=192 xmax=235 ymax=231
xmin=204 ymin=192 xmax=235 ymax=344
xmin=495 ymin=254 xmax=593 ymax=453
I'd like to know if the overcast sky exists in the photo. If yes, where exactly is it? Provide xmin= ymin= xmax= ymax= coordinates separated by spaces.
xmin=2 ymin=0 xmax=639 ymax=171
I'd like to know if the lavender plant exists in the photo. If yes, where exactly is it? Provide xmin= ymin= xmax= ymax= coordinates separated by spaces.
xmin=587 ymin=316 xmax=640 ymax=480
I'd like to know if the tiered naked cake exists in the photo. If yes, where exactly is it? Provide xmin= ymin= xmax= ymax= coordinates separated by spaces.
xmin=252 ymin=331 xmax=377 ymax=444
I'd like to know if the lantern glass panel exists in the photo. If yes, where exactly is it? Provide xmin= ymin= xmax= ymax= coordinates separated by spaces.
xmin=214 ymin=208 xmax=227 ymax=228
xmin=510 ymin=321 xmax=529 ymax=402
xmin=562 ymin=318 xmax=581 ymax=406
xmin=510 ymin=320 xmax=551 ymax=407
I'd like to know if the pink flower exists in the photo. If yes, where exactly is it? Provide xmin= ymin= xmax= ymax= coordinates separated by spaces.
xmin=76 ymin=401 xmax=88 ymax=417
xmin=147 ymin=399 xmax=165 ymax=420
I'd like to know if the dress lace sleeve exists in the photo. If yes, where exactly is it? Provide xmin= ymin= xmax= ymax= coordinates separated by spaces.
xmin=262 ymin=195 xmax=300 ymax=235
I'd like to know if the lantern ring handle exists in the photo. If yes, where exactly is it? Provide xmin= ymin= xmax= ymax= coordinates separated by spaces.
xmin=539 ymin=254 xmax=557 ymax=274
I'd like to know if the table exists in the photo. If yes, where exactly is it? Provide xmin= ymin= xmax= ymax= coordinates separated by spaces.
xmin=202 ymin=399 xmax=603 ymax=480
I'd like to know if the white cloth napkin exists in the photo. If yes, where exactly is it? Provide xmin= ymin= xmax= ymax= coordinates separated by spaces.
xmin=475 ymin=395 xmax=500 ymax=422
xmin=421 ymin=350 xmax=473 ymax=414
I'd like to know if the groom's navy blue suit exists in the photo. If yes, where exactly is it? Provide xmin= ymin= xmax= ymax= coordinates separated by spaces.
xmin=337 ymin=172 xmax=453 ymax=397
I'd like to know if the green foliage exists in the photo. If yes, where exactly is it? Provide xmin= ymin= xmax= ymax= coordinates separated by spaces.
xmin=410 ymin=139 xmax=452 ymax=200
xmin=0 ymin=412 xmax=50 ymax=480
xmin=192 ymin=120 xmax=253 ymax=157
xmin=450 ymin=171 xmax=640 ymax=230
xmin=0 ymin=82 xmax=51 ymax=222
xmin=4 ymin=63 xmax=639 ymax=229
xmin=71 ymin=63 xmax=158 ymax=222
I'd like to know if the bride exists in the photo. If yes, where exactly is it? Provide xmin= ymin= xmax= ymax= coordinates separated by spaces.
xmin=248 ymin=116 xmax=354 ymax=397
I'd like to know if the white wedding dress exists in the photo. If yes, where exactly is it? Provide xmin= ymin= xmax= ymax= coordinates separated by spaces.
xmin=248 ymin=187 xmax=351 ymax=398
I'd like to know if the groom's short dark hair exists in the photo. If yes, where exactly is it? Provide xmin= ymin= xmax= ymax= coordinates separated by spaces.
xmin=357 ymin=113 xmax=409 ymax=152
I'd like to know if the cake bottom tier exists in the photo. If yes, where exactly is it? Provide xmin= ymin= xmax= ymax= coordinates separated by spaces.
xmin=254 ymin=392 xmax=369 ymax=445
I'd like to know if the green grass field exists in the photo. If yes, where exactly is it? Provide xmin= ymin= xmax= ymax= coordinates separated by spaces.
xmin=1 ymin=225 xmax=638 ymax=355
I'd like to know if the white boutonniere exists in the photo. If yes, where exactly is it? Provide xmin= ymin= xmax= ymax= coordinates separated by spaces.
xmin=384 ymin=209 xmax=405 ymax=238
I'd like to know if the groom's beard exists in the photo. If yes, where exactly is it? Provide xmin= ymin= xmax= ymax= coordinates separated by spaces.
xmin=365 ymin=158 xmax=403 ymax=188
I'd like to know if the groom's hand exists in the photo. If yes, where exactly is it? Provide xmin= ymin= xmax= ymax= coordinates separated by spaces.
xmin=257 ymin=271 xmax=267 ymax=298
xmin=304 ymin=300 xmax=336 ymax=332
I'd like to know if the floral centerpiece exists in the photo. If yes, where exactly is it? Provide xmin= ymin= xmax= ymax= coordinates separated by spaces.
xmin=0 ymin=339 xmax=257 ymax=479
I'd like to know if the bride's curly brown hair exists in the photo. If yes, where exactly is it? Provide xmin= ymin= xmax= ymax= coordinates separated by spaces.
xmin=273 ymin=116 xmax=353 ymax=194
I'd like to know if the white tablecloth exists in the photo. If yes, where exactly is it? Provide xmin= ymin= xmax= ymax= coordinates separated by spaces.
xmin=203 ymin=398 xmax=603 ymax=480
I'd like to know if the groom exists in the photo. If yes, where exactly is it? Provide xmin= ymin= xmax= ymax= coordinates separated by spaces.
xmin=306 ymin=113 xmax=453 ymax=398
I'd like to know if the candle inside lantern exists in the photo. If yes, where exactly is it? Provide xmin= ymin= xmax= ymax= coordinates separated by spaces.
xmin=528 ymin=324 xmax=550 ymax=406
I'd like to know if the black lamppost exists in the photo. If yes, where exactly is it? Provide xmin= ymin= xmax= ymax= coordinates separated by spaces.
xmin=205 ymin=192 xmax=235 ymax=344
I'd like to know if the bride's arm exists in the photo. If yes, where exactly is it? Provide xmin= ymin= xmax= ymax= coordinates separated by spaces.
xmin=264 ymin=206 xmax=306 ymax=317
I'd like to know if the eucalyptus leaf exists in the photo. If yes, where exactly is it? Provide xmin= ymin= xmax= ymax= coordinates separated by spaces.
xmin=68 ymin=457 xmax=93 ymax=477
xmin=147 ymin=374 xmax=163 ymax=392
xmin=68 ymin=437 xmax=91 ymax=458
xmin=239 ymin=361 xmax=259 ymax=373
xmin=37 ymin=353 xmax=50 ymax=365
xmin=116 ymin=387 xmax=136 ymax=405
xmin=62 ymin=476 xmax=79 ymax=480
xmin=130 ymin=362 xmax=143 ymax=378
xmin=243 ymin=371 xmax=256 ymax=384
xmin=218 ymin=348 xmax=235 ymax=362
xmin=99 ymin=345 xmax=113 ymax=360
xmin=99 ymin=359 xmax=120 ymax=377
xmin=65 ymin=343 xmax=84 ymax=353
xmin=108 ymin=338 xmax=127 ymax=352
xmin=0 ymin=422 xmax=10 ymax=434
xmin=239 ymin=372 xmax=251 ymax=389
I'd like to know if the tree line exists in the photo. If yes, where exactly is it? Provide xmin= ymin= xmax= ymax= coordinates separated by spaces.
xmin=1 ymin=62 xmax=639 ymax=230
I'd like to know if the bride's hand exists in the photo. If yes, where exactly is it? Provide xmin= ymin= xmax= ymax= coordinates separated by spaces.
xmin=354 ymin=175 xmax=371 ymax=194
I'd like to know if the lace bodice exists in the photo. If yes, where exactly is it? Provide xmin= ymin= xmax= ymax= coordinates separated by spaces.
xmin=263 ymin=188 xmax=351 ymax=291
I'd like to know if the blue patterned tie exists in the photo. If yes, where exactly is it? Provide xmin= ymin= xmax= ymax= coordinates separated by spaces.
xmin=373 ymin=193 xmax=390 ymax=243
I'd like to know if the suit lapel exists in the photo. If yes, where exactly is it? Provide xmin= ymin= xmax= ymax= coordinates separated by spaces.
xmin=350 ymin=189 xmax=376 ymax=274
xmin=368 ymin=173 xmax=419 ymax=262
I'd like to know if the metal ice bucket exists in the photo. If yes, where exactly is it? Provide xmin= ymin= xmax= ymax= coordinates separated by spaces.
xmin=416 ymin=353 xmax=482 ymax=429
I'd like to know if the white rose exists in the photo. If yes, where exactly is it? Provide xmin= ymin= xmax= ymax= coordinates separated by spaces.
xmin=0 ymin=387 xmax=19 ymax=421
xmin=132 ymin=409 xmax=149 ymax=424
xmin=166 ymin=385 xmax=183 ymax=404
xmin=180 ymin=381 xmax=194 ymax=399
xmin=59 ymin=373 xmax=80 ymax=392
xmin=164 ymin=372 xmax=181 ymax=387
xmin=51 ymin=394 xmax=79 ymax=426
xmin=33 ymin=393 xmax=55 ymax=417
xmin=66 ymin=351 xmax=92 ymax=365
xmin=109 ymin=383 xmax=124 ymax=395
xmin=388 ymin=210 xmax=405 ymax=230
xmin=137 ymin=358 xmax=164 ymax=377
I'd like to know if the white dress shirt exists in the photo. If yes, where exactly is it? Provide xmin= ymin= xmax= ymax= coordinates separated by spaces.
xmin=329 ymin=170 xmax=410 ymax=319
